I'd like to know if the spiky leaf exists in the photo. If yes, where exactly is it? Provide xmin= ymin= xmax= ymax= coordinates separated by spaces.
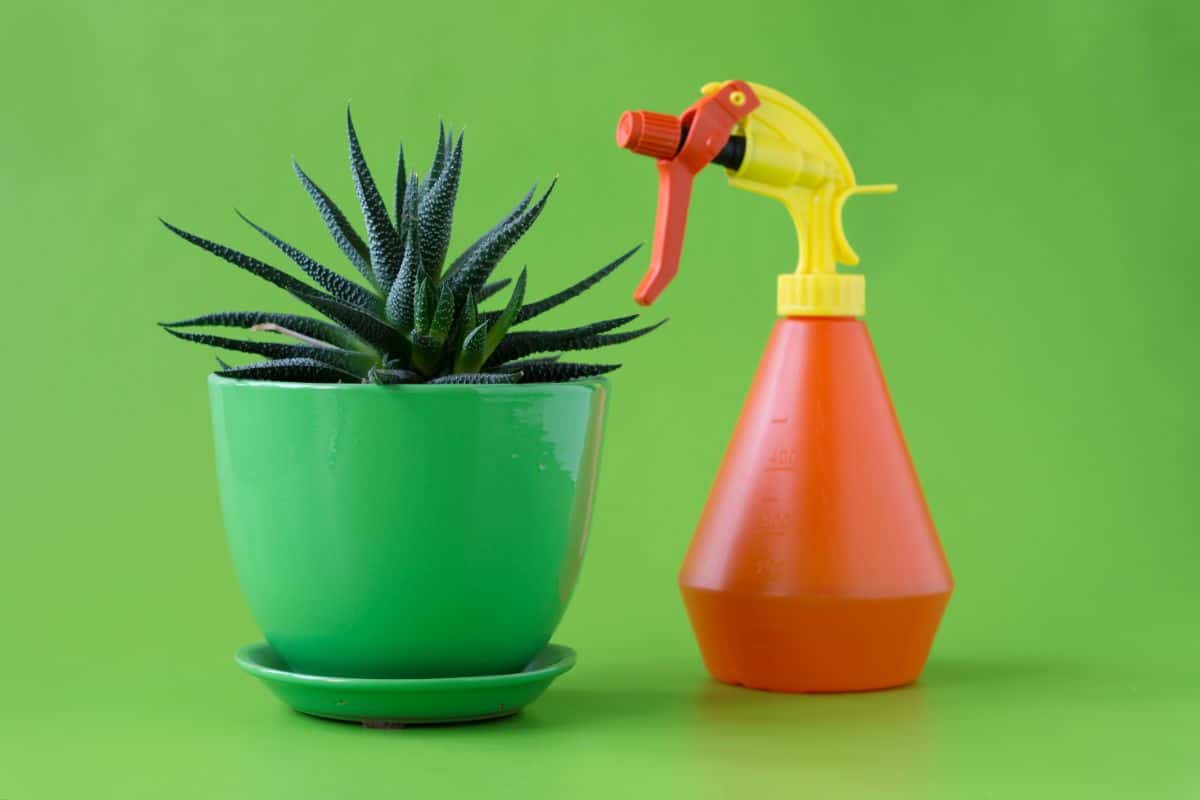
xmin=485 ymin=315 xmax=639 ymax=365
xmin=386 ymin=222 xmax=422 ymax=328
xmin=459 ymin=288 xmax=478 ymax=333
xmin=161 ymin=328 xmax=374 ymax=375
xmin=517 ymin=319 xmax=664 ymax=362
xmin=395 ymin=172 xmax=420 ymax=275
xmin=429 ymin=284 xmax=456 ymax=344
xmin=413 ymin=276 xmax=436 ymax=334
xmin=392 ymin=144 xmax=407 ymax=231
xmin=294 ymin=290 xmax=409 ymax=357
xmin=478 ymin=278 xmax=512 ymax=303
xmin=429 ymin=372 xmax=519 ymax=385
xmin=411 ymin=331 xmax=442 ymax=375
xmin=217 ymin=357 xmax=362 ymax=383
xmin=160 ymin=310 xmax=368 ymax=352
xmin=446 ymin=186 xmax=535 ymax=278
xmin=347 ymin=109 xmax=403 ymax=287
xmin=292 ymin=160 xmax=374 ymax=285
xmin=514 ymin=245 xmax=639 ymax=325
xmin=161 ymin=220 xmax=315 ymax=296
xmin=483 ymin=268 xmax=526 ymax=361
xmin=369 ymin=366 xmax=421 ymax=384
xmin=443 ymin=180 xmax=555 ymax=298
xmin=417 ymin=132 xmax=463 ymax=278
xmin=454 ymin=321 xmax=488 ymax=373
xmin=517 ymin=361 xmax=619 ymax=383
xmin=492 ymin=354 xmax=562 ymax=372
xmin=423 ymin=123 xmax=448 ymax=191
xmin=236 ymin=212 xmax=379 ymax=311
xmin=447 ymin=288 xmax=479 ymax=351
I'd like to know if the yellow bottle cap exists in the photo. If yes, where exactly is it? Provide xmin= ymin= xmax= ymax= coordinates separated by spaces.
xmin=777 ymin=272 xmax=865 ymax=317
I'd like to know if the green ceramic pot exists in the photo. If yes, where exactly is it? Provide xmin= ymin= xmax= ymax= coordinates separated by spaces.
xmin=208 ymin=375 xmax=608 ymax=679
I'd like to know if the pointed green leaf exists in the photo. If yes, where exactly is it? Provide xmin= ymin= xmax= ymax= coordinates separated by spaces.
xmin=411 ymin=331 xmax=443 ymax=375
xmin=369 ymin=366 xmax=422 ymax=384
xmin=486 ymin=315 xmax=633 ymax=363
xmin=162 ymin=219 xmax=317 ymax=296
xmin=478 ymin=278 xmax=512 ymax=303
xmin=485 ymin=315 xmax=663 ymax=366
xmin=444 ymin=180 xmax=555 ymax=299
xmin=492 ymin=354 xmax=561 ymax=372
xmin=292 ymin=160 xmax=374 ymax=286
xmin=217 ymin=357 xmax=362 ymax=384
xmin=398 ymin=171 xmax=420 ymax=240
xmin=454 ymin=321 xmax=488 ymax=373
xmin=459 ymin=288 xmax=478 ymax=335
xmin=429 ymin=283 xmax=456 ymax=344
xmin=445 ymin=287 xmax=479 ymax=351
xmin=445 ymin=185 xmax=535 ymax=278
xmin=482 ymin=268 xmax=526 ymax=361
xmin=161 ymin=220 xmax=409 ymax=357
xmin=347 ymin=108 xmax=403 ymax=287
xmin=423 ymin=122 xmax=448 ymax=192
xmin=393 ymin=144 xmax=407 ymax=231
xmin=429 ymin=372 xmax=519 ymax=385
xmin=161 ymin=327 xmax=374 ymax=375
xmin=413 ymin=276 xmax=436 ymax=334
xmin=236 ymin=211 xmax=379 ymax=311
xmin=294 ymin=290 xmax=409 ymax=358
xmin=386 ymin=221 xmax=423 ymax=329
xmin=159 ymin=310 xmax=369 ymax=352
xmin=515 ymin=245 xmax=640 ymax=324
xmin=516 ymin=361 xmax=620 ymax=383
xmin=417 ymin=132 xmax=463 ymax=279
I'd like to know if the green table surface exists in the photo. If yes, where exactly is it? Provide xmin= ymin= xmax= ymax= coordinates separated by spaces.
xmin=3 ymin=0 xmax=1198 ymax=796
xmin=6 ymin=624 xmax=1197 ymax=797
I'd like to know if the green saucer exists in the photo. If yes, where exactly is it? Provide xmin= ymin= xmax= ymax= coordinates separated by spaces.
xmin=235 ymin=643 xmax=576 ymax=727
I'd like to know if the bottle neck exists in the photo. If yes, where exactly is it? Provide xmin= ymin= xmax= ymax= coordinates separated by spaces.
xmin=777 ymin=272 xmax=865 ymax=318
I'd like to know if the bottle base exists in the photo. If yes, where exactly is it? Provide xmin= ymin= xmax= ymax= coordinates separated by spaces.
xmin=681 ymin=586 xmax=951 ymax=693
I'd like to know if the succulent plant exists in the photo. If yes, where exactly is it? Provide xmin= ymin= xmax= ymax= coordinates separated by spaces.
xmin=160 ymin=111 xmax=662 ymax=384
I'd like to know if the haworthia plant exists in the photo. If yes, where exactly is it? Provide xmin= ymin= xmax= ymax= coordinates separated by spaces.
xmin=160 ymin=111 xmax=662 ymax=384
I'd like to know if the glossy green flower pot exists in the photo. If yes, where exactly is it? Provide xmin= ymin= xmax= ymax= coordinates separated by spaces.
xmin=208 ymin=375 xmax=608 ymax=679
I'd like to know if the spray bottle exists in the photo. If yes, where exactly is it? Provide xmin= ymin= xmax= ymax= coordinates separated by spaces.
xmin=617 ymin=80 xmax=952 ymax=692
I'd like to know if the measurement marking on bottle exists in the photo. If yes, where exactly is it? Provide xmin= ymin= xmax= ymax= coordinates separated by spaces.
xmin=766 ymin=446 xmax=799 ymax=472
xmin=753 ymin=558 xmax=784 ymax=578
xmin=770 ymin=417 xmax=788 ymax=424
xmin=759 ymin=508 xmax=792 ymax=530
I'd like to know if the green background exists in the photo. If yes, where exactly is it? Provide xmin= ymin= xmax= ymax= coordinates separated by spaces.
xmin=2 ymin=0 xmax=1197 ymax=796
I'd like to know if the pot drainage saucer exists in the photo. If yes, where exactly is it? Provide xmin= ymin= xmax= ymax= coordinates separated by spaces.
xmin=235 ymin=643 xmax=575 ymax=727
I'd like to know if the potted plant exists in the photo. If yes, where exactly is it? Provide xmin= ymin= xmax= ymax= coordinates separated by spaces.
xmin=161 ymin=111 xmax=660 ymax=724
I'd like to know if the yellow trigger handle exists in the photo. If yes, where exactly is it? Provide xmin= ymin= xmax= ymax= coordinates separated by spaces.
xmin=701 ymin=81 xmax=896 ymax=317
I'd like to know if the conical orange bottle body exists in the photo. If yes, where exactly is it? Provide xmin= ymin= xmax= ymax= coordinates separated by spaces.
xmin=680 ymin=317 xmax=952 ymax=692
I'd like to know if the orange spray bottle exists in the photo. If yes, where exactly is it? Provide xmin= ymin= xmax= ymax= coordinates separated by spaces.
xmin=617 ymin=80 xmax=953 ymax=692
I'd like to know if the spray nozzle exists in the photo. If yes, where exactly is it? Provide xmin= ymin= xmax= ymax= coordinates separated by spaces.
xmin=617 ymin=111 xmax=747 ymax=170
xmin=617 ymin=80 xmax=761 ymax=306
xmin=617 ymin=80 xmax=896 ymax=316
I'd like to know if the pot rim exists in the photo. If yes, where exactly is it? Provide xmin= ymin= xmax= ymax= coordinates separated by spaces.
xmin=208 ymin=373 xmax=609 ymax=393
